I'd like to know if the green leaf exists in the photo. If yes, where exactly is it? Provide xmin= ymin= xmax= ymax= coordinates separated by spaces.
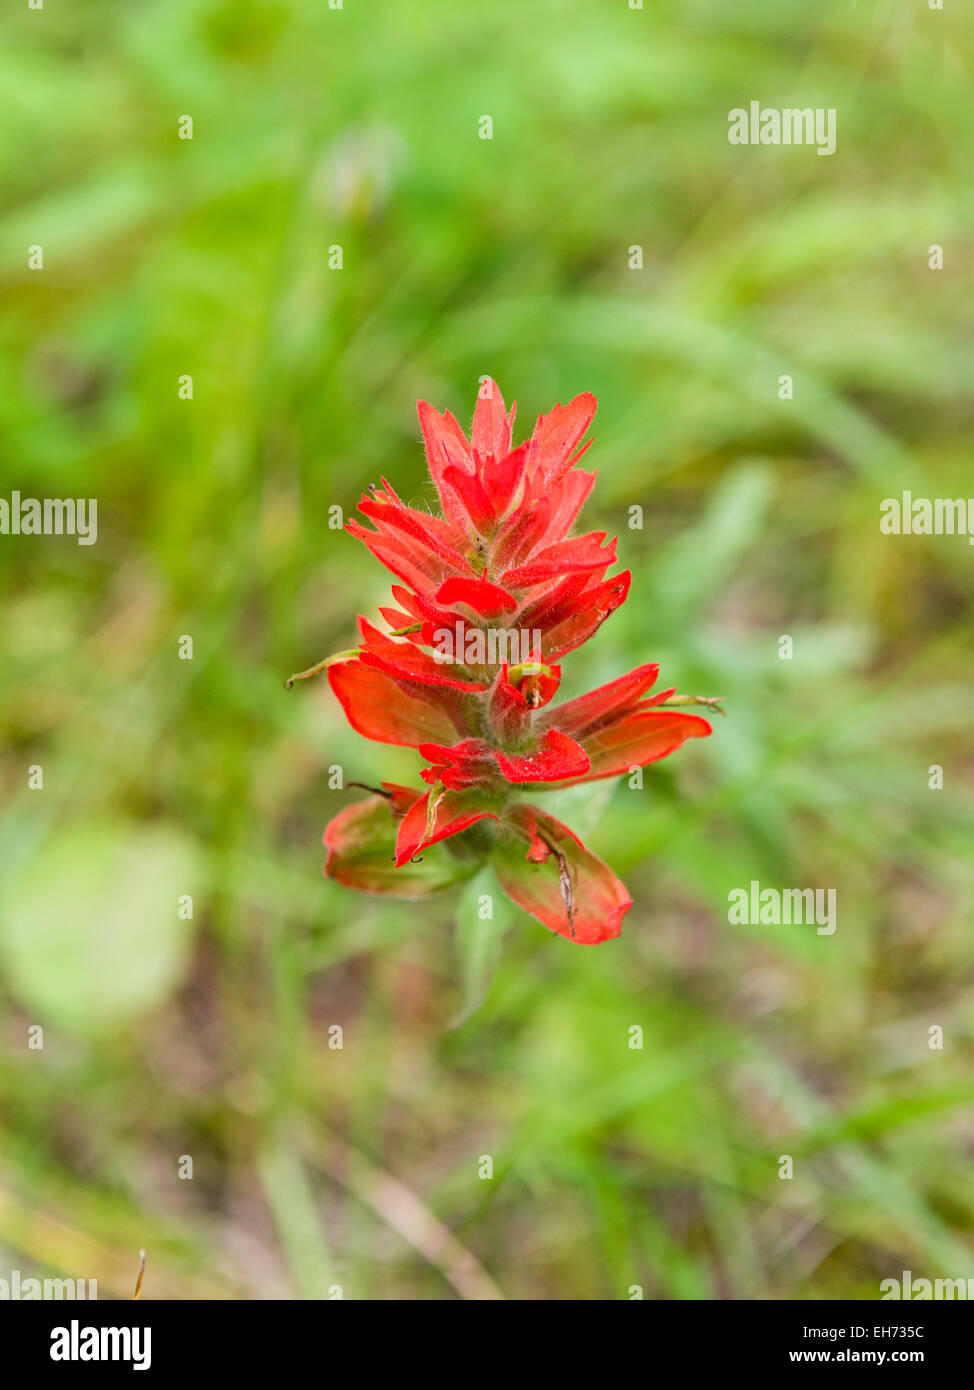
xmin=0 ymin=820 xmax=201 ymax=1037
xmin=450 ymin=867 xmax=510 ymax=1027
xmin=649 ymin=462 xmax=774 ymax=621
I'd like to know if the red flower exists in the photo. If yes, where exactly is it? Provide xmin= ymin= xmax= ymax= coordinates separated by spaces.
xmin=305 ymin=380 xmax=720 ymax=944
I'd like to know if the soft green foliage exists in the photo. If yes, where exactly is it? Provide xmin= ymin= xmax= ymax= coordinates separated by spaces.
xmin=0 ymin=822 xmax=200 ymax=1036
xmin=0 ymin=0 xmax=972 ymax=1299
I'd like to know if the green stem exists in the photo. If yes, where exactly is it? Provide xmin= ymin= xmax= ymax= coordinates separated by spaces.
xmin=656 ymin=694 xmax=727 ymax=717
xmin=283 ymin=649 xmax=359 ymax=689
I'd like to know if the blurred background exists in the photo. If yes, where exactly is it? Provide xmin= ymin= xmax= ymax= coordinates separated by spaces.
xmin=1 ymin=0 xmax=973 ymax=1300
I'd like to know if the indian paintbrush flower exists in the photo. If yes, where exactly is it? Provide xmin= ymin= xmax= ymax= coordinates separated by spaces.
xmin=293 ymin=380 xmax=720 ymax=944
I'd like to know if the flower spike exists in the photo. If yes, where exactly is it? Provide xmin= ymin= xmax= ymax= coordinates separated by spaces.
xmin=300 ymin=380 xmax=721 ymax=942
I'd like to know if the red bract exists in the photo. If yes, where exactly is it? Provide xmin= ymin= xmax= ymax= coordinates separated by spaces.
xmin=316 ymin=380 xmax=716 ymax=944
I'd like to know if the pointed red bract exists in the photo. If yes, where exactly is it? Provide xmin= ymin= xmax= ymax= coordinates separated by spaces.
xmin=528 ymin=393 xmax=597 ymax=484
xmin=328 ymin=661 xmax=462 ymax=747
xmin=495 ymin=728 xmax=590 ymax=784
xmin=491 ymin=807 xmax=630 ymax=944
xmin=573 ymin=709 xmax=711 ymax=782
xmin=539 ymin=663 xmax=661 ymax=735
xmin=394 ymin=788 xmax=500 ymax=866
xmin=471 ymin=379 xmax=514 ymax=460
xmin=435 ymin=575 xmax=517 ymax=617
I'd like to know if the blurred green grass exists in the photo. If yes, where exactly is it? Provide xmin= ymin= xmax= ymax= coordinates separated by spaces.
xmin=1 ymin=0 xmax=973 ymax=1299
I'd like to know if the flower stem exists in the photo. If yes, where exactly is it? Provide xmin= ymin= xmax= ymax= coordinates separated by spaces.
xmin=656 ymin=694 xmax=726 ymax=717
xmin=283 ymin=649 xmax=360 ymax=689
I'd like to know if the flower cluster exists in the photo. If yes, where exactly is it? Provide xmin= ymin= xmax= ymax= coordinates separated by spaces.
xmin=314 ymin=380 xmax=715 ymax=943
